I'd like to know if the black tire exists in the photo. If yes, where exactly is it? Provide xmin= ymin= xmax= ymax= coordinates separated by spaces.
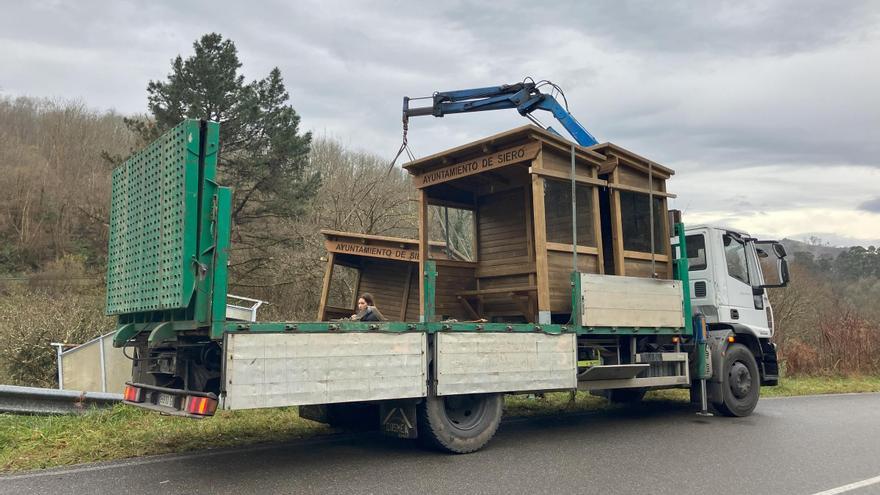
xmin=604 ymin=388 xmax=647 ymax=404
xmin=715 ymin=343 xmax=760 ymax=417
xmin=418 ymin=393 xmax=503 ymax=454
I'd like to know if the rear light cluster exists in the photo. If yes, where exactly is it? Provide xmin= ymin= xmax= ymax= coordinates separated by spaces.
xmin=186 ymin=396 xmax=218 ymax=416
xmin=123 ymin=385 xmax=144 ymax=403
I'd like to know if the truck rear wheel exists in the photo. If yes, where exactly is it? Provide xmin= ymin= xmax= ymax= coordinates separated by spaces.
xmin=715 ymin=343 xmax=760 ymax=417
xmin=418 ymin=393 xmax=503 ymax=453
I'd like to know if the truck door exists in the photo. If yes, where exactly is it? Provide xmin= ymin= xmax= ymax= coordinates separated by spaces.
xmin=720 ymin=233 xmax=770 ymax=337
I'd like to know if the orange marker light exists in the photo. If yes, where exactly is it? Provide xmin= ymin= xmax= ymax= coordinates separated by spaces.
xmin=123 ymin=385 xmax=143 ymax=403
xmin=672 ymin=336 xmax=680 ymax=344
xmin=728 ymin=336 xmax=735 ymax=343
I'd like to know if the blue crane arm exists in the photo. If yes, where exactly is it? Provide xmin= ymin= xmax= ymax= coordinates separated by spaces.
xmin=403 ymin=81 xmax=598 ymax=146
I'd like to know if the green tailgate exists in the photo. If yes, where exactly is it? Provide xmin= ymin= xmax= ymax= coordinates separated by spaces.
xmin=106 ymin=120 xmax=204 ymax=315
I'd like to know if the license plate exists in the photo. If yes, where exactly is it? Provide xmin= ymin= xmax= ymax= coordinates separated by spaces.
xmin=158 ymin=393 xmax=176 ymax=408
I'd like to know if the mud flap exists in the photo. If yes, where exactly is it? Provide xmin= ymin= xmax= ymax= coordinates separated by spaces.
xmin=380 ymin=400 xmax=418 ymax=439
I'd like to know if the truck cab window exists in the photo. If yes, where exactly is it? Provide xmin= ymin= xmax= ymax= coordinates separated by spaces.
xmin=723 ymin=234 xmax=749 ymax=285
xmin=685 ymin=234 xmax=706 ymax=271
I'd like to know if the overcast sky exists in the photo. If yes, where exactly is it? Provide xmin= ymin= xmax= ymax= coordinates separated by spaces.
xmin=2 ymin=0 xmax=879 ymax=246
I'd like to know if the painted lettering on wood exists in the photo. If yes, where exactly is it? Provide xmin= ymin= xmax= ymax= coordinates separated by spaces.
xmin=414 ymin=142 xmax=540 ymax=188
xmin=326 ymin=240 xmax=420 ymax=262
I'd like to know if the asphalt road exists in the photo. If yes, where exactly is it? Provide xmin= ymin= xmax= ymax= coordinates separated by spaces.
xmin=3 ymin=393 xmax=880 ymax=495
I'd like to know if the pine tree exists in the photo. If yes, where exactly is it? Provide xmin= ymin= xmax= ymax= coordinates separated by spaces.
xmin=132 ymin=33 xmax=320 ymax=280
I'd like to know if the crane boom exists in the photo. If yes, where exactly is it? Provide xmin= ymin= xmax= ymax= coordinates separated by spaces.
xmin=402 ymin=81 xmax=598 ymax=146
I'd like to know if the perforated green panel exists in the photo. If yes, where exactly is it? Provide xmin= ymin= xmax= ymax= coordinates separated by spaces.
xmin=106 ymin=120 xmax=202 ymax=315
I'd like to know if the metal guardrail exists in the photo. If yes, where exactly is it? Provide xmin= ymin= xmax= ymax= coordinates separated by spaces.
xmin=0 ymin=385 xmax=122 ymax=415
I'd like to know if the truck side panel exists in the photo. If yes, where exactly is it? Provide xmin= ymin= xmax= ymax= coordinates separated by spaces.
xmin=580 ymin=274 xmax=684 ymax=328
xmin=436 ymin=333 xmax=576 ymax=396
xmin=223 ymin=333 xmax=427 ymax=410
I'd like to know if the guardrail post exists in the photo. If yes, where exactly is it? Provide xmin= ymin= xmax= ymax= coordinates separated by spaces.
xmin=50 ymin=343 xmax=65 ymax=390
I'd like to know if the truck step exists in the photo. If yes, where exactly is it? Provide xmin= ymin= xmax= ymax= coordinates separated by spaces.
xmin=577 ymin=364 xmax=649 ymax=381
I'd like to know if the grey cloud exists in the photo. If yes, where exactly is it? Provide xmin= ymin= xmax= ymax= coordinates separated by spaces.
xmin=1 ymin=0 xmax=879 ymax=172
xmin=859 ymin=198 xmax=880 ymax=213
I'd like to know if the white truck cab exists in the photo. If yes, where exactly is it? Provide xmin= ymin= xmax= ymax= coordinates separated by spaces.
xmin=679 ymin=225 xmax=789 ymax=392
xmin=683 ymin=225 xmax=790 ymax=336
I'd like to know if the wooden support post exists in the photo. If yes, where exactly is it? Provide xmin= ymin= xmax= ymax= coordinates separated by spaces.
xmin=609 ymin=168 xmax=626 ymax=276
xmin=316 ymin=252 xmax=335 ymax=321
xmin=661 ymin=197 xmax=673 ymax=279
xmin=530 ymin=170 xmax=551 ymax=324
xmin=524 ymin=184 xmax=536 ymax=298
xmin=592 ymin=170 xmax=605 ymax=275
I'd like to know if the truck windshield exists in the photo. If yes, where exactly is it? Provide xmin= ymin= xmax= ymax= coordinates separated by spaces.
xmin=723 ymin=234 xmax=750 ymax=285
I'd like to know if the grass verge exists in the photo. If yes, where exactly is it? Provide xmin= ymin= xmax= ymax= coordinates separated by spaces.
xmin=2 ymin=375 xmax=879 ymax=473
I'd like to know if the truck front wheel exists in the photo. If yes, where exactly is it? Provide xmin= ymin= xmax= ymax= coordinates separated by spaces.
xmin=715 ymin=343 xmax=760 ymax=417
xmin=418 ymin=393 xmax=503 ymax=453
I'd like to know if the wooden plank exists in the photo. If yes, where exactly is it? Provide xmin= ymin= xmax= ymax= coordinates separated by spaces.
xmin=607 ymin=182 xmax=676 ymax=198
xmin=622 ymin=250 xmax=670 ymax=262
xmin=316 ymin=252 xmax=335 ymax=321
xmin=477 ymin=256 xmax=532 ymax=267
xmin=530 ymin=166 xmax=607 ymax=187
xmin=623 ymin=259 xmax=668 ymax=278
xmin=545 ymin=242 xmax=599 ymax=255
xmin=432 ymin=259 xmax=478 ymax=268
xmin=413 ymin=141 xmax=541 ymax=188
xmin=530 ymin=170 xmax=551 ymax=321
xmin=324 ymin=239 xmax=420 ymax=262
xmin=321 ymin=229 xmax=419 ymax=246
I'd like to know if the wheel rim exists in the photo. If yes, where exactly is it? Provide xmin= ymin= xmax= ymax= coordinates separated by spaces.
xmin=443 ymin=395 xmax=488 ymax=431
xmin=729 ymin=361 xmax=753 ymax=399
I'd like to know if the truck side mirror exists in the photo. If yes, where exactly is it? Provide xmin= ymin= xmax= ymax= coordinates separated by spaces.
xmin=773 ymin=243 xmax=787 ymax=258
xmin=754 ymin=240 xmax=790 ymax=289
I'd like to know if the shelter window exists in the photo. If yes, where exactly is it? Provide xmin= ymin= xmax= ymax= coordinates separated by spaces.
xmin=327 ymin=264 xmax=359 ymax=309
xmin=619 ymin=191 xmax=666 ymax=254
xmin=544 ymin=179 xmax=596 ymax=247
xmin=429 ymin=205 xmax=475 ymax=262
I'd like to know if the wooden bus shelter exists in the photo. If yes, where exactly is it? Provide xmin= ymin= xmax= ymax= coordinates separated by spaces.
xmin=316 ymin=230 xmax=447 ymax=321
xmin=403 ymin=125 xmax=676 ymax=325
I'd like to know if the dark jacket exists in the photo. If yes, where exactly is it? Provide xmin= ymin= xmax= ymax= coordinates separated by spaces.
xmin=356 ymin=305 xmax=385 ymax=322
